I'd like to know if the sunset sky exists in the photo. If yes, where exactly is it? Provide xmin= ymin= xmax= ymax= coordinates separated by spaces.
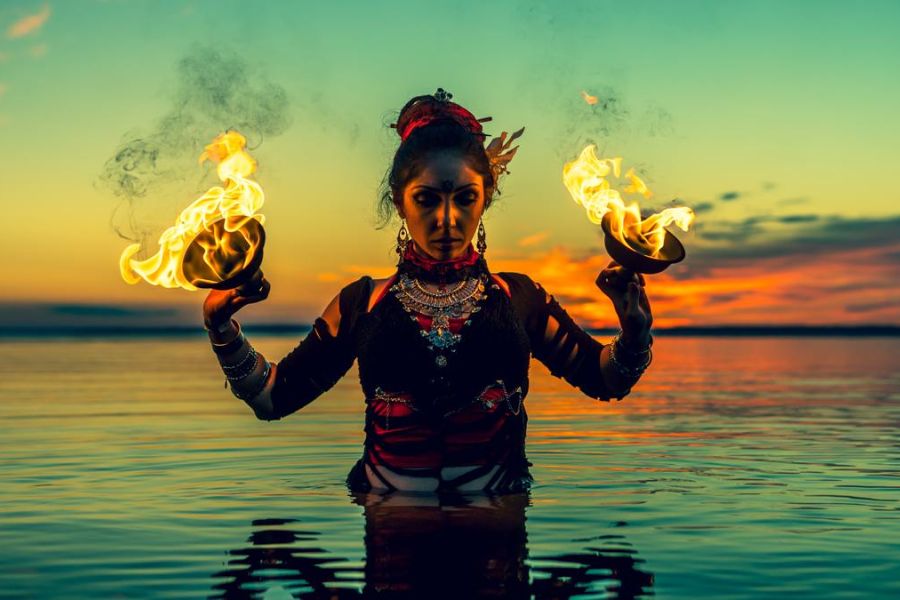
xmin=1 ymin=0 xmax=898 ymax=329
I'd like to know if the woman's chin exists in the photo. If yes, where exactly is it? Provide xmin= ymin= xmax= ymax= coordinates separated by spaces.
xmin=428 ymin=242 xmax=462 ymax=260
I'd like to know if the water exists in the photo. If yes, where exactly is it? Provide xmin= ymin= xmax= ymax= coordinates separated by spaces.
xmin=1 ymin=336 xmax=898 ymax=599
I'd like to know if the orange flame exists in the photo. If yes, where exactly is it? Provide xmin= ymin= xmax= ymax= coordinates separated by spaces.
xmin=119 ymin=131 xmax=265 ymax=290
xmin=580 ymin=90 xmax=599 ymax=105
xmin=562 ymin=144 xmax=693 ymax=257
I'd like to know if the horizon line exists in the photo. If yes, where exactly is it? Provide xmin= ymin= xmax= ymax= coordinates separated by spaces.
xmin=2 ymin=324 xmax=899 ymax=340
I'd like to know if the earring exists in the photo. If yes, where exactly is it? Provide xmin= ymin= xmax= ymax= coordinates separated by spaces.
xmin=396 ymin=219 xmax=410 ymax=255
xmin=476 ymin=218 xmax=487 ymax=254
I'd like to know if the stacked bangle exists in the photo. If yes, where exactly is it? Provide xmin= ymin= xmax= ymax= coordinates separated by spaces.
xmin=229 ymin=359 xmax=272 ymax=401
xmin=208 ymin=318 xmax=272 ymax=401
xmin=209 ymin=320 xmax=245 ymax=356
xmin=609 ymin=331 xmax=653 ymax=379
xmin=221 ymin=347 xmax=260 ymax=381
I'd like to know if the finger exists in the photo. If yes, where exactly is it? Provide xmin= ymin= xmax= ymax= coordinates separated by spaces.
xmin=596 ymin=270 xmax=621 ymax=292
xmin=619 ymin=267 xmax=641 ymax=286
xmin=638 ymin=286 xmax=652 ymax=313
xmin=624 ymin=281 xmax=640 ymax=312
xmin=257 ymin=278 xmax=271 ymax=300
xmin=244 ymin=277 xmax=271 ymax=302
xmin=624 ymin=270 xmax=641 ymax=287
xmin=599 ymin=266 xmax=631 ymax=289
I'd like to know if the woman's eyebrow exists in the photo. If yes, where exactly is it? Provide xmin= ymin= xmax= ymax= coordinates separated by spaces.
xmin=413 ymin=183 xmax=477 ymax=192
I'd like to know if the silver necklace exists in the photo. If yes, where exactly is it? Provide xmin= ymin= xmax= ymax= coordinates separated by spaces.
xmin=392 ymin=273 xmax=487 ymax=357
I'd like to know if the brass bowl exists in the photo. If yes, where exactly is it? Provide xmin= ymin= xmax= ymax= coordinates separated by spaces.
xmin=181 ymin=218 xmax=266 ymax=290
xmin=601 ymin=214 xmax=684 ymax=274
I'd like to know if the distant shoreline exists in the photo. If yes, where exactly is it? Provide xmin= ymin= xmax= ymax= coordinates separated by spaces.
xmin=2 ymin=324 xmax=899 ymax=339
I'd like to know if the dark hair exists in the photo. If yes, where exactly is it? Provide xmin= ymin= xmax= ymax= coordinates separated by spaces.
xmin=375 ymin=118 xmax=496 ymax=229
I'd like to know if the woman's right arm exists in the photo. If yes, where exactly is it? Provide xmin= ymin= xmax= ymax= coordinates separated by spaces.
xmin=206 ymin=277 xmax=365 ymax=421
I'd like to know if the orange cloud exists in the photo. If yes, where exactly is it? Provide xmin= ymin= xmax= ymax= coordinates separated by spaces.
xmin=490 ymin=239 xmax=900 ymax=328
xmin=580 ymin=90 xmax=599 ymax=105
xmin=517 ymin=231 xmax=549 ymax=247
xmin=7 ymin=4 xmax=51 ymax=39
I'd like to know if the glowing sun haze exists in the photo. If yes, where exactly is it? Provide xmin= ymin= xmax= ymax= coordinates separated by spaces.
xmin=1 ymin=0 xmax=898 ymax=329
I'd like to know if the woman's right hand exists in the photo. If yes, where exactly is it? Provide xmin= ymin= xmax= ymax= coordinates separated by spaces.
xmin=202 ymin=274 xmax=271 ymax=330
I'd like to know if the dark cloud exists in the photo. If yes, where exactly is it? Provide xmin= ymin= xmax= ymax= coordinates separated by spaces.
xmin=699 ymin=186 xmax=788 ymax=208
xmin=556 ymin=293 xmax=600 ymax=306
xmin=98 ymin=46 xmax=291 ymax=246
xmin=50 ymin=305 xmax=177 ymax=318
xmin=692 ymin=218 xmax=765 ymax=244
xmin=829 ymin=279 xmax=899 ymax=293
xmin=705 ymin=293 xmax=742 ymax=305
xmin=673 ymin=214 xmax=900 ymax=278
xmin=0 ymin=303 xmax=193 ymax=330
xmin=845 ymin=299 xmax=900 ymax=314
xmin=691 ymin=202 xmax=715 ymax=214
xmin=776 ymin=214 xmax=820 ymax=224
xmin=778 ymin=196 xmax=810 ymax=206
xmin=694 ymin=213 xmax=825 ymax=245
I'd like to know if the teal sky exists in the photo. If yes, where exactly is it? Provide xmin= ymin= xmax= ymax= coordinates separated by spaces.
xmin=1 ymin=0 xmax=899 ymax=326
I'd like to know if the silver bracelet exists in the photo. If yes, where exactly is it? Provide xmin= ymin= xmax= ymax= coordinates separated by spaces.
xmin=612 ymin=331 xmax=653 ymax=357
xmin=221 ymin=347 xmax=260 ymax=381
xmin=229 ymin=359 xmax=272 ymax=401
xmin=220 ymin=345 xmax=255 ymax=372
xmin=209 ymin=320 xmax=245 ymax=356
xmin=609 ymin=337 xmax=652 ymax=379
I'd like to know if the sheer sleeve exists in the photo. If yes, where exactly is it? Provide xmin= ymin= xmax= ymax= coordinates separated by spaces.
xmin=266 ymin=276 xmax=372 ymax=419
xmin=499 ymin=272 xmax=612 ymax=401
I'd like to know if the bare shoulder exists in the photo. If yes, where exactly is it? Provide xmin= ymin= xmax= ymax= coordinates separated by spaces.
xmin=320 ymin=291 xmax=343 ymax=338
xmin=491 ymin=272 xmax=550 ymax=302
xmin=488 ymin=271 xmax=511 ymax=297
xmin=317 ymin=276 xmax=384 ymax=338
xmin=368 ymin=276 xmax=396 ymax=312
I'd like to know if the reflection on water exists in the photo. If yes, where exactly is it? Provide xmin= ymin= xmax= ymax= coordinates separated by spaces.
xmin=211 ymin=492 xmax=652 ymax=599
xmin=0 ymin=336 xmax=898 ymax=598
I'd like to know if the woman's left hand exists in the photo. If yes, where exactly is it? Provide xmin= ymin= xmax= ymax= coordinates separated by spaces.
xmin=595 ymin=261 xmax=653 ymax=347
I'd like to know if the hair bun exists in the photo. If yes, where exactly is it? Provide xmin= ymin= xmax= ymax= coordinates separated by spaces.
xmin=391 ymin=88 xmax=492 ymax=142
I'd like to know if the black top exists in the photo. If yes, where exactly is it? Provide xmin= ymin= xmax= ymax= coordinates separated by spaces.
xmin=267 ymin=263 xmax=613 ymax=492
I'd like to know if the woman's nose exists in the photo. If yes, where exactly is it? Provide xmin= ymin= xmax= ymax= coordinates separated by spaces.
xmin=436 ymin=198 xmax=457 ymax=228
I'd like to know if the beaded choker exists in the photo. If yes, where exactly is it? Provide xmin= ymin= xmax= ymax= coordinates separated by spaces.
xmin=398 ymin=241 xmax=488 ymax=283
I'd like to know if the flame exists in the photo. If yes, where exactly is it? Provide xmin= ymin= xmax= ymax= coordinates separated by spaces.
xmin=580 ymin=90 xmax=599 ymax=105
xmin=562 ymin=144 xmax=694 ymax=258
xmin=119 ymin=131 xmax=265 ymax=290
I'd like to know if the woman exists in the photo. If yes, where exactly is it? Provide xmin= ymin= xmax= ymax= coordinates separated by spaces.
xmin=203 ymin=89 xmax=654 ymax=494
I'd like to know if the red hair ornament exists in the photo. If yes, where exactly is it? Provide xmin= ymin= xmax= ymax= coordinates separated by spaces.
xmin=391 ymin=88 xmax=492 ymax=141
xmin=391 ymin=88 xmax=525 ymax=183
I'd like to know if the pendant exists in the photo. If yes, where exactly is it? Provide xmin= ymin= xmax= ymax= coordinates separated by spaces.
xmin=425 ymin=311 xmax=461 ymax=349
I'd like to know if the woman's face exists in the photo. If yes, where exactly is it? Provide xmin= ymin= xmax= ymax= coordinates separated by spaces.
xmin=397 ymin=150 xmax=488 ymax=261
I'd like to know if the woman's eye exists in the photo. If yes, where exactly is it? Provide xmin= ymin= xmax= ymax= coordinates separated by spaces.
xmin=457 ymin=192 xmax=477 ymax=205
xmin=414 ymin=193 xmax=438 ymax=205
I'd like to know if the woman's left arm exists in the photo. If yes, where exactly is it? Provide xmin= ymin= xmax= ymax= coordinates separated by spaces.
xmin=502 ymin=265 xmax=653 ymax=401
